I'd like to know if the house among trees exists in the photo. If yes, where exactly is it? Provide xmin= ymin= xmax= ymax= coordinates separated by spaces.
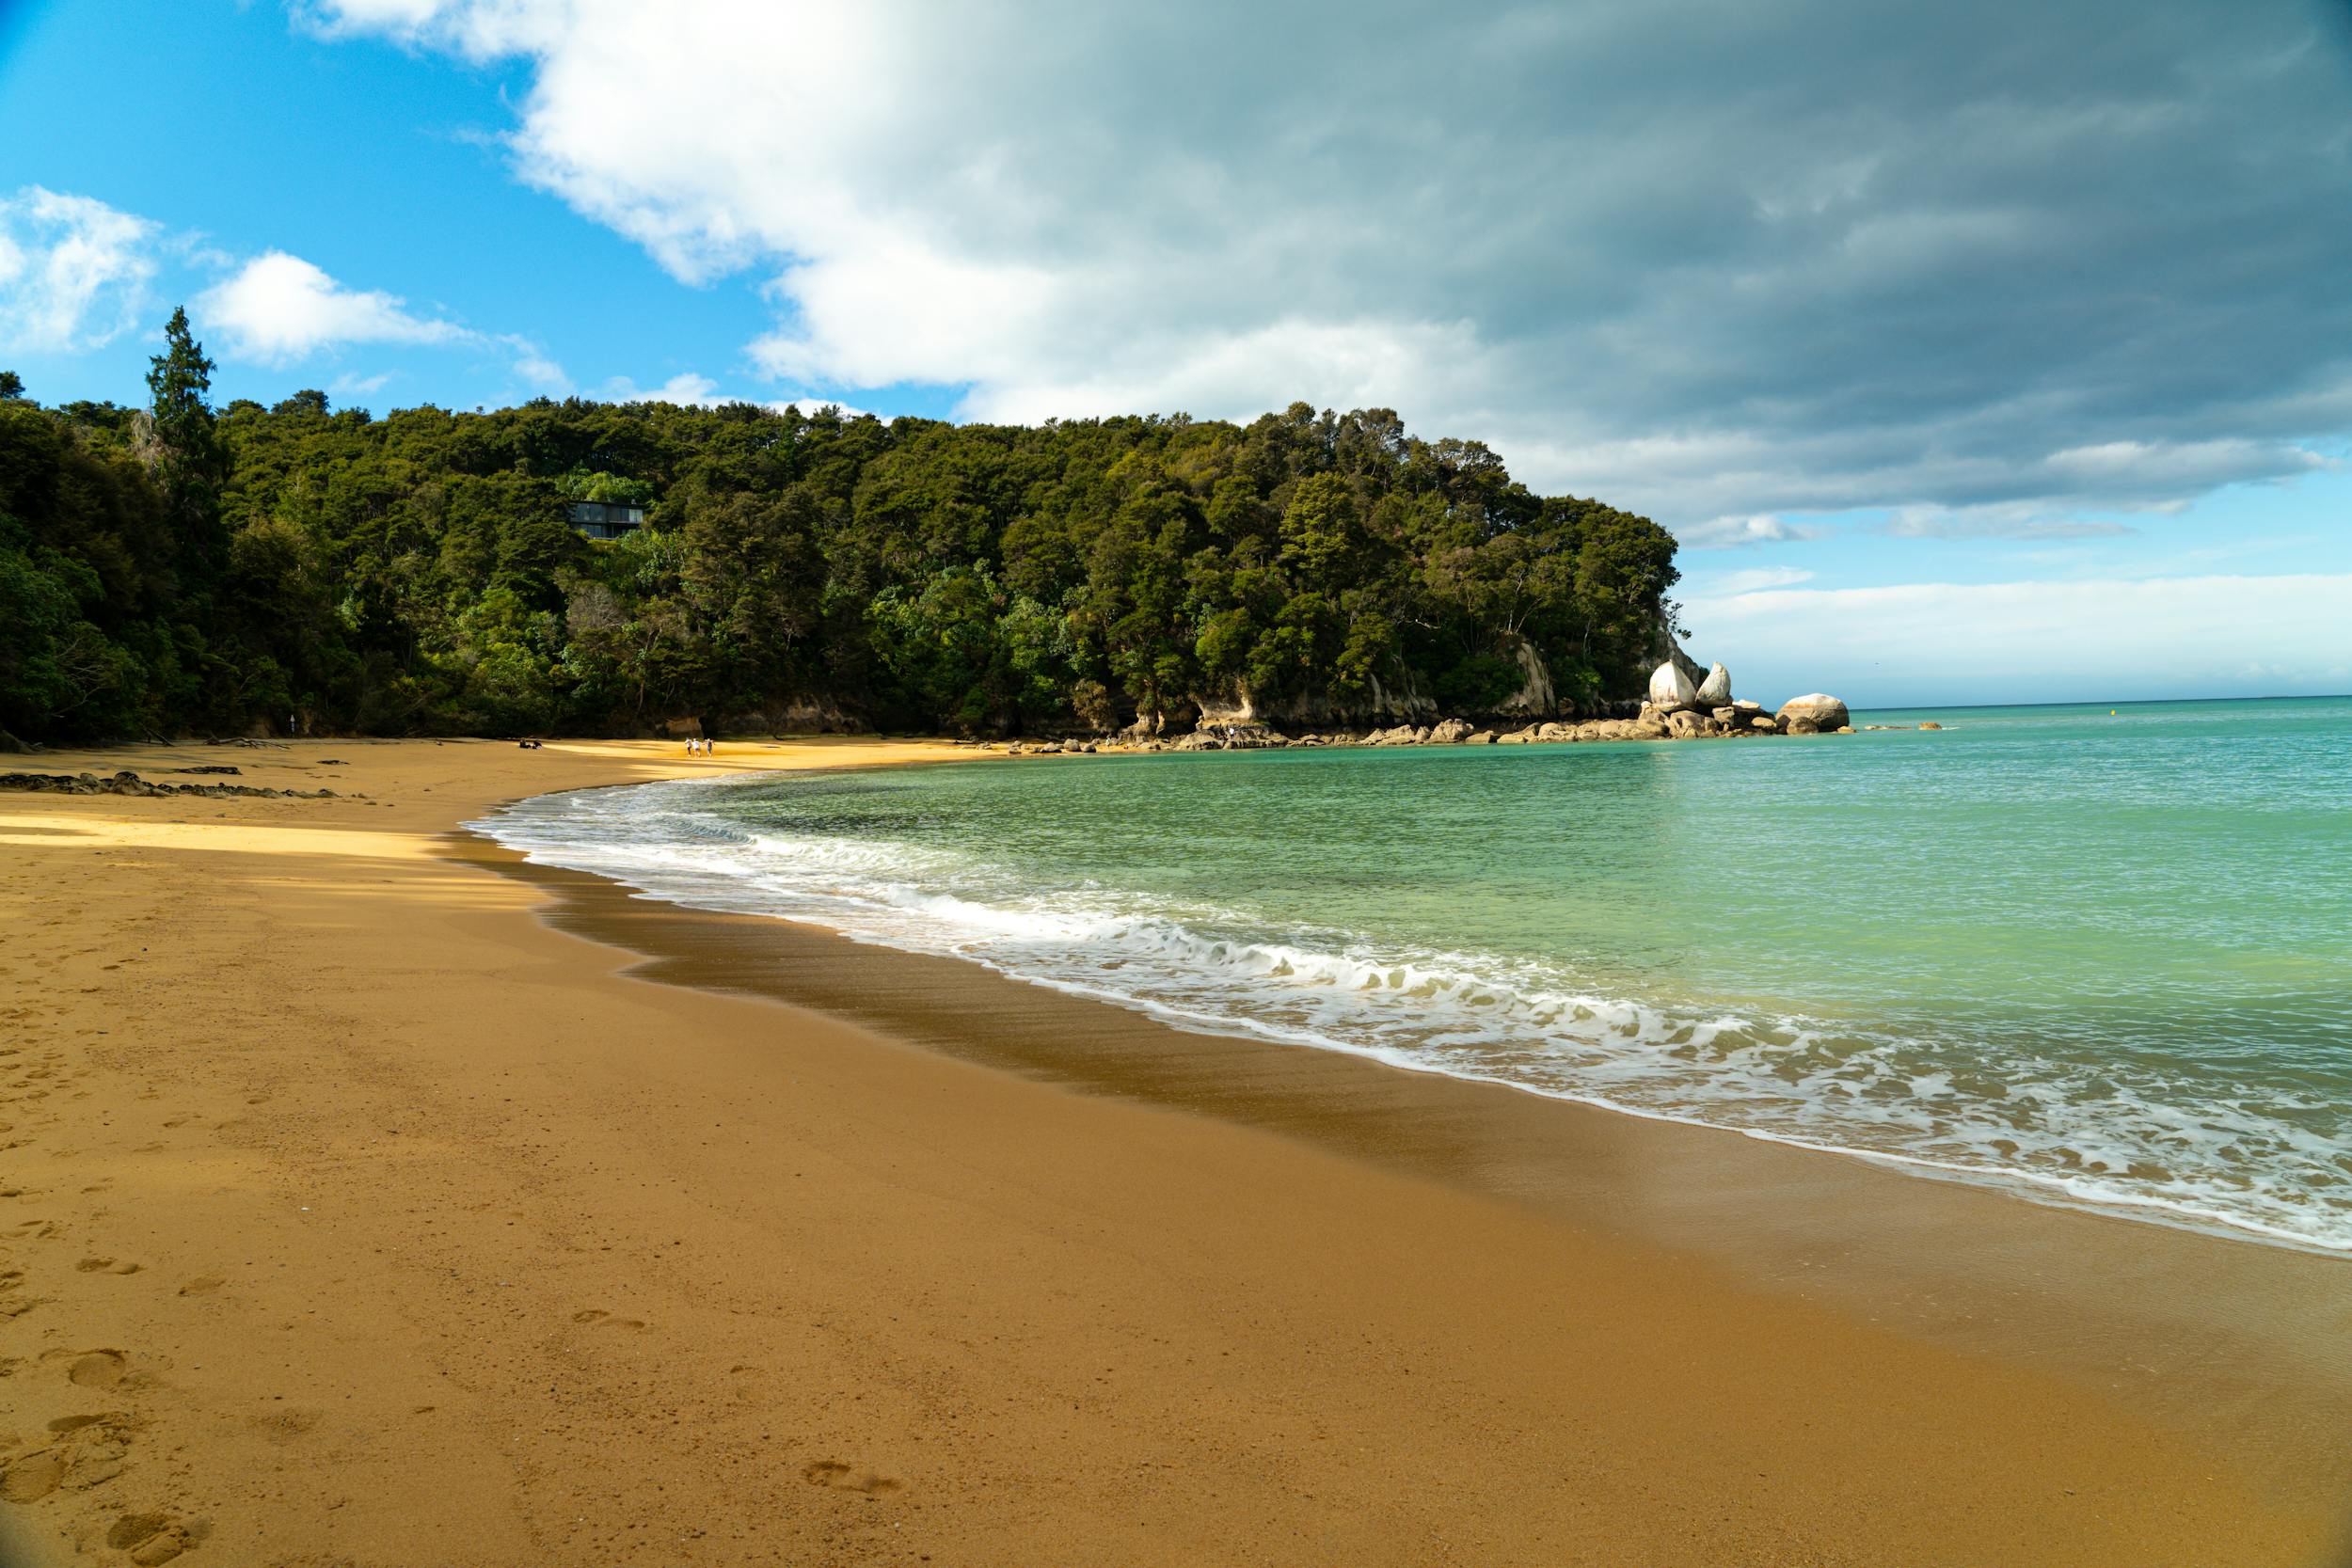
xmin=567 ymin=499 xmax=646 ymax=540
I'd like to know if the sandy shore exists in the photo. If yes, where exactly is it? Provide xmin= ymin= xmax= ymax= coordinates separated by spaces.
xmin=1 ymin=737 xmax=2344 ymax=1567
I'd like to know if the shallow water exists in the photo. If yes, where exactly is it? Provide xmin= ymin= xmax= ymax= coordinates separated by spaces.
xmin=477 ymin=697 xmax=2352 ymax=1254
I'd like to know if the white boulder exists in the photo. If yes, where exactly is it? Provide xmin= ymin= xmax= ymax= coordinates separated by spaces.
xmin=1647 ymin=661 xmax=1698 ymax=711
xmin=1776 ymin=693 xmax=1851 ymax=734
xmin=1695 ymin=662 xmax=1733 ymax=705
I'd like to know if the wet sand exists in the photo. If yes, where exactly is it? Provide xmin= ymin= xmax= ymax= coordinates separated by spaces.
xmin=0 ymin=737 xmax=2345 ymax=1566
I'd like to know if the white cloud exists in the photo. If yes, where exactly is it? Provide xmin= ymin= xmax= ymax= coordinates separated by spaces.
xmin=1692 ymin=566 xmax=1817 ymax=595
xmin=0 ymin=186 xmax=158 ymax=352
xmin=1880 ymin=503 xmax=2136 ymax=540
xmin=1682 ymin=572 xmax=2352 ymax=706
xmin=196 ymin=249 xmax=567 ymax=391
xmin=510 ymin=346 xmax=570 ymax=392
xmin=306 ymin=0 xmax=2352 ymax=525
xmin=599 ymin=372 xmax=868 ymax=419
xmin=1678 ymin=515 xmax=1834 ymax=549
xmin=596 ymin=372 xmax=727 ymax=406
xmin=197 ymin=250 xmax=468 ymax=364
xmin=775 ymin=397 xmax=869 ymax=420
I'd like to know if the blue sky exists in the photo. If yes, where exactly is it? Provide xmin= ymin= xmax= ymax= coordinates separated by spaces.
xmin=3 ymin=0 xmax=2349 ymax=705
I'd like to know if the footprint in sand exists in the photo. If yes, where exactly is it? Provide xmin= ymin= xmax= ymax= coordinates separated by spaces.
xmin=75 ymin=1257 xmax=142 ymax=1275
xmin=570 ymin=1308 xmax=646 ymax=1329
xmin=801 ymin=1459 xmax=904 ymax=1497
xmin=177 ymin=1276 xmax=224 ymax=1297
xmin=0 ymin=1449 xmax=64 ymax=1503
xmin=2 ymin=1414 xmax=135 ymax=1497
xmin=65 ymin=1350 xmax=128 ymax=1389
xmin=107 ymin=1511 xmax=203 ymax=1567
xmin=254 ymin=1407 xmax=322 ymax=1441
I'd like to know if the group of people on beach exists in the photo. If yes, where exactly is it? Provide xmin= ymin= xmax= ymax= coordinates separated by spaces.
xmin=685 ymin=736 xmax=715 ymax=756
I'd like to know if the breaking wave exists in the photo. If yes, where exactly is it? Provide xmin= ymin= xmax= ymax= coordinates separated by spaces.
xmin=475 ymin=776 xmax=2352 ymax=1256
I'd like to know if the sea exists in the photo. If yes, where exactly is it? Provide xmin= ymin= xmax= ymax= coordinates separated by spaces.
xmin=475 ymin=696 xmax=2352 ymax=1256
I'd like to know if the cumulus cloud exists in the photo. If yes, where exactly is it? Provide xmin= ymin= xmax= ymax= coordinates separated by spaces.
xmin=599 ymin=372 xmax=723 ymax=405
xmin=1677 ymin=515 xmax=1836 ymax=549
xmin=1682 ymin=572 xmax=2352 ymax=705
xmin=198 ymin=250 xmax=469 ymax=363
xmin=0 ymin=186 xmax=158 ymax=352
xmin=509 ymin=347 xmax=570 ymax=392
xmin=197 ymin=249 xmax=567 ymax=389
xmin=310 ymin=0 xmax=2351 ymax=525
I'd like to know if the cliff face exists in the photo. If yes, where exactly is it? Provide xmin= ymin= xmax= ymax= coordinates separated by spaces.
xmin=1649 ymin=616 xmax=1707 ymax=689
xmin=1187 ymin=635 xmax=1597 ymax=733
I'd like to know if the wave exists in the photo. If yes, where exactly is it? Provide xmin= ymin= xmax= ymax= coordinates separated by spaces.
xmin=474 ymin=778 xmax=2352 ymax=1257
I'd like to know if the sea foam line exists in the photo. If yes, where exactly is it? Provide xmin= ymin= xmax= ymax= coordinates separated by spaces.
xmin=473 ymin=780 xmax=2352 ymax=1259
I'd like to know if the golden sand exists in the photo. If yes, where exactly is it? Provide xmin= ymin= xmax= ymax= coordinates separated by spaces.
xmin=0 ymin=737 xmax=2343 ymax=1566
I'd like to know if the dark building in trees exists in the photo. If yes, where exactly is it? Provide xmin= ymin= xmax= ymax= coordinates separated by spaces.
xmin=566 ymin=499 xmax=646 ymax=540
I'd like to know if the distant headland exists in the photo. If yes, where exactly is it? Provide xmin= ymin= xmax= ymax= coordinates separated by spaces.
xmin=0 ymin=311 xmax=1861 ymax=752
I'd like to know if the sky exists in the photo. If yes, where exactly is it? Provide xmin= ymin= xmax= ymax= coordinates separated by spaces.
xmin=2 ymin=0 xmax=2349 ymax=706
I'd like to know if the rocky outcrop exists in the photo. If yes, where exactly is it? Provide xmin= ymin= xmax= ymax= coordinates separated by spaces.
xmin=1649 ymin=619 xmax=1708 ymax=689
xmin=1073 ymin=645 xmax=1850 ymax=754
xmin=723 ymin=697 xmax=867 ymax=735
xmin=0 ymin=769 xmax=353 ymax=800
xmin=1492 ymin=638 xmax=1558 ymax=718
xmin=1775 ymin=693 xmax=1851 ymax=735
xmin=1172 ymin=721 xmax=1289 ymax=751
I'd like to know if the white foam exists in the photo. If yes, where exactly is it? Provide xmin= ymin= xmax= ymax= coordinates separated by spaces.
xmin=475 ymin=778 xmax=2352 ymax=1257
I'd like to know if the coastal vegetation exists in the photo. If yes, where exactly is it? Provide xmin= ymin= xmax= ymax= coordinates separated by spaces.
xmin=0 ymin=312 xmax=1680 ymax=744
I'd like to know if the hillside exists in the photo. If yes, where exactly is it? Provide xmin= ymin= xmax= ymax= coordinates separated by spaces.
xmin=0 ymin=314 xmax=1680 ymax=742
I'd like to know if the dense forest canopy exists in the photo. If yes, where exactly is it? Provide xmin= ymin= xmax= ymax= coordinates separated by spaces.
xmin=0 ymin=312 xmax=1681 ymax=743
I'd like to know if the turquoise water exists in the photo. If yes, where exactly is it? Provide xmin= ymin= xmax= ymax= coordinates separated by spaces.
xmin=480 ymin=697 xmax=2352 ymax=1253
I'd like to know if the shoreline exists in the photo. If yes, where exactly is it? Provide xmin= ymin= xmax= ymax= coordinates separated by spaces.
xmin=477 ymin=758 xmax=2349 ymax=1263
xmin=1 ymin=738 xmax=2345 ymax=1565
xmin=463 ymin=819 xmax=2352 ymax=1490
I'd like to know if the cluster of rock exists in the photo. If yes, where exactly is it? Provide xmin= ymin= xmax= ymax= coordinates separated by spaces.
xmin=972 ymin=656 xmax=1854 ymax=754
xmin=1636 ymin=660 xmax=1853 ymax=736
xmin=0 ymin=769 xmax=354 ymax=800
xmin=1000 ymin=739 xmax=1102 ymax=755
xmin=1102 ymin=661 xmax=1848 ymax=751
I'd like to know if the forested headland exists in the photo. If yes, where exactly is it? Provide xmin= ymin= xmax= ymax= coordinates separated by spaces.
xmin=1 ymin=311 xmax=1682 ymax=744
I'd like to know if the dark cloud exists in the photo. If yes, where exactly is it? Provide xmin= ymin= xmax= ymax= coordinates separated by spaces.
xmin=326 ymin=0 xmax=2352 ymax=527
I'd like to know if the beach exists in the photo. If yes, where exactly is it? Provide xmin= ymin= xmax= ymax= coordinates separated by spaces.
xmin=1 ymin=737 xmax=2345 ymax=1567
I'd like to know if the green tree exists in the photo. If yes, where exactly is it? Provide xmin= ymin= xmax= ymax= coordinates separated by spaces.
xmin=0 ymin=335 xmax=1686 ymax=741
xmin=145 ymin=307 xmax=230 ymax=580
